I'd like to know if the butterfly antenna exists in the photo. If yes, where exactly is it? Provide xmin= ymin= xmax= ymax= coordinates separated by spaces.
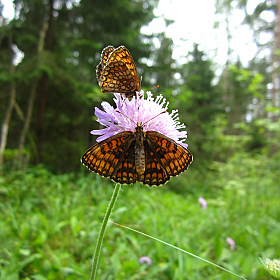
xmin=149 ymin=85 xmax=159 ymax=91
xmin=143 ymin=111 xmax=167 ymax=126
xmin=116 ymin=109 xmax=167 ymax=127
xmin=141 ymin=85 xmax=159 ymax=93
xmin=115 ymin=110 xmax=137 ymax=125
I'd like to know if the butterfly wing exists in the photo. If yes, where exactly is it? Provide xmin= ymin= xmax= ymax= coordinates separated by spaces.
xmin=140 ymin=131 xmax=193 ymax=186
xmin=106 ymin=46 xmax=139 ymax=79
xmin=96 ymin=45 xmax=115 ymax=84
xmin=100 ymin=46 xmax=115 ymax=66
xmin=99 ymin=60 xmax=139 ymax=94
xmin=110 ymin=142 xmax=139 ymax=185
xmin=98 ymin=46 xmax=140 ymax=95
xmin=140 ymin=147 xmax=170 ymax=186
xmin=81 ymin=128 xmax=192 ymax=187
xmin=81 ymin=131 xmax=135 ymax=180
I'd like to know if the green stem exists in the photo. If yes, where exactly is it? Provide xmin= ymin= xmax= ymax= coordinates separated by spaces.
xmin=89 ymin=183 xmax=121 ymax=280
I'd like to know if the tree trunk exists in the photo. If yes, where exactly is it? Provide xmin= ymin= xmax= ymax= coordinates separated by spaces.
xmin=17 ymin=21 xmax=49 ymax=167
xmin=0 ymin=33 xmax=15 ymax=172
xmin=36 ymin=0 xmax=54 ymax=163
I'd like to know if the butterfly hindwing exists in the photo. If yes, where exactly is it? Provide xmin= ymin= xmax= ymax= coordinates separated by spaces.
xmin=140 ymin=144 xmax=170 ymax=186
xmin=145 ymin=131 xmax=193 ymax=177
xmin=96 ymin=45 xmax=115 ymax=83
xmin=110 ymin=144 xmax=138 ymax=185
xmin=96 ymin=45 xmax=140 ymax=97
xmin=101 ymin=46 xmax=115 ymax=66
xmin=99 ymin=61 xmax=138 ymax=94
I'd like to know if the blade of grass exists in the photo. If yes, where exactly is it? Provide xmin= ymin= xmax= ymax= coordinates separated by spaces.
xmin=109 ymin=221 xmax=246 ymax=280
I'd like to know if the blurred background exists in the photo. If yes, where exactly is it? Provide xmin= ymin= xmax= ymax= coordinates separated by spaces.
xmin=0 ymin=0 xmax=279 ymax=279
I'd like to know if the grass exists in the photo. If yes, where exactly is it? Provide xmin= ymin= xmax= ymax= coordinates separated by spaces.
xmin=0 ymin=152 xmax=279 ymax=280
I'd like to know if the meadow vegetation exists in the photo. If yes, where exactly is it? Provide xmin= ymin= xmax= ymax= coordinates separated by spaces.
xmin=1 ymin=150 xmax=279 ymax=279
xmin=1 ymin=0 xmax=280 ymax=279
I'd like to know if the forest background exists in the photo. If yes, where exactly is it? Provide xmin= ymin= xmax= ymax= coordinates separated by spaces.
xmin=0 ymin=0 xmax=279 ymax=279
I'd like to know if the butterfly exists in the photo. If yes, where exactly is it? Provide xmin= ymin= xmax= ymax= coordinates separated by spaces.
xmin=81 ymin=123 xmax=193 ymax=186
xmin=96 ymin=45 xmax=140 ymax=98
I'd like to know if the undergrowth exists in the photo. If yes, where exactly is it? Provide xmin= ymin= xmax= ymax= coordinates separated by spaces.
xmin=0 ymin=153 xmax=279 ymax=279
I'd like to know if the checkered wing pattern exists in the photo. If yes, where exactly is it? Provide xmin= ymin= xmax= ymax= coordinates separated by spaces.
xmin=81 ymin=131 xmax=135 ymax=180
xmin=140 ymin=131 xmax=193 ymax=186
xmin=96 ymin=45 xmax=140 ymax=97
xmin=81 ymin=127 xmax=193 ymax=186
xmin=96 ymin=45 xmax=115 ymax=82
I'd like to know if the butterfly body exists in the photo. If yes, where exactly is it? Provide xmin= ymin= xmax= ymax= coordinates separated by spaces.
xmin=134 ymin=125 xmax=146 ymax=175
xmin=96 ymin=45 xmax=140 ymax=98
xmin=81 ymin=124 xmax=192 ymax=186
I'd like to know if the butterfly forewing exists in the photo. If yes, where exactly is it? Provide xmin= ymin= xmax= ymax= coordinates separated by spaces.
xmin=81 ymin=132 xmax=134 ymax=178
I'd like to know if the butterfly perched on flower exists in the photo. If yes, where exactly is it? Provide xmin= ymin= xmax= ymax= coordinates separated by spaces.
xmin=81 ymin=92 xmax=192 ymax=186
xmin=96 ymin=45 xmax=140 ymax=98
xmin=81 ymin=123 xmax=192 ymax=186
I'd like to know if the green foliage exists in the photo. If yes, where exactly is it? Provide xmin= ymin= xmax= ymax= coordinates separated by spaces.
xmin=0 ymin=0 xmax=159 ymax=172
xmin=1 ymin=155 xmax=279 ymax=279
xmin=1 ymin=5 xmax=280 ymax=278
xmin=145 ymin=34 xmax=176 ymax=90
xmin=166 ymin=44 xmax=221 ymax=169
xmin=229 ymin=64 xmax=265 ymax=99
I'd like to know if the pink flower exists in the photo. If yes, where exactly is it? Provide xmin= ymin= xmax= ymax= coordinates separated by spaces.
xmin=226 ymin=237 xmax=235 ymax=250
xmin=198 ymin=197 xmax=207 ymax=209
xmin=90 ymin=91 xmax=189 ymax=148
xmin=139 ymin=256 xmax=152 ymax=266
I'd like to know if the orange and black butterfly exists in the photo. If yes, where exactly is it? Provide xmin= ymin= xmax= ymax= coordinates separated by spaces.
xmin=96 ymin=45 xmax=140 ymax=98
xmin=81 ymin=123 xmax=193 ymax=186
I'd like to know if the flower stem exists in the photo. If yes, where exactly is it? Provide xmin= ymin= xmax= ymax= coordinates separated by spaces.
xmin=89 ymin=183 xmax=121 ymax=280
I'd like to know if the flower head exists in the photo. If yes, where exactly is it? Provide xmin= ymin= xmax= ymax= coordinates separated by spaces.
xmin=139 ymin=256 xmax=152 ymax=266
xmin=90 ymin=91 xmax=189 ymax=148
xmin=226 ymin=237 xmax=235 ymax=250
xmin=198 ymin=197 xmax=207 ymax=209
xmin=260 ymin=258 xmax=280 ymax=279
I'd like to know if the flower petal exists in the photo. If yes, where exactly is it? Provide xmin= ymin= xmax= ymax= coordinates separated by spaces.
xmin=139 ymin=256 xmax=152 ymax=265
xmin=88 ymin=91 xmax=189 ymax=146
